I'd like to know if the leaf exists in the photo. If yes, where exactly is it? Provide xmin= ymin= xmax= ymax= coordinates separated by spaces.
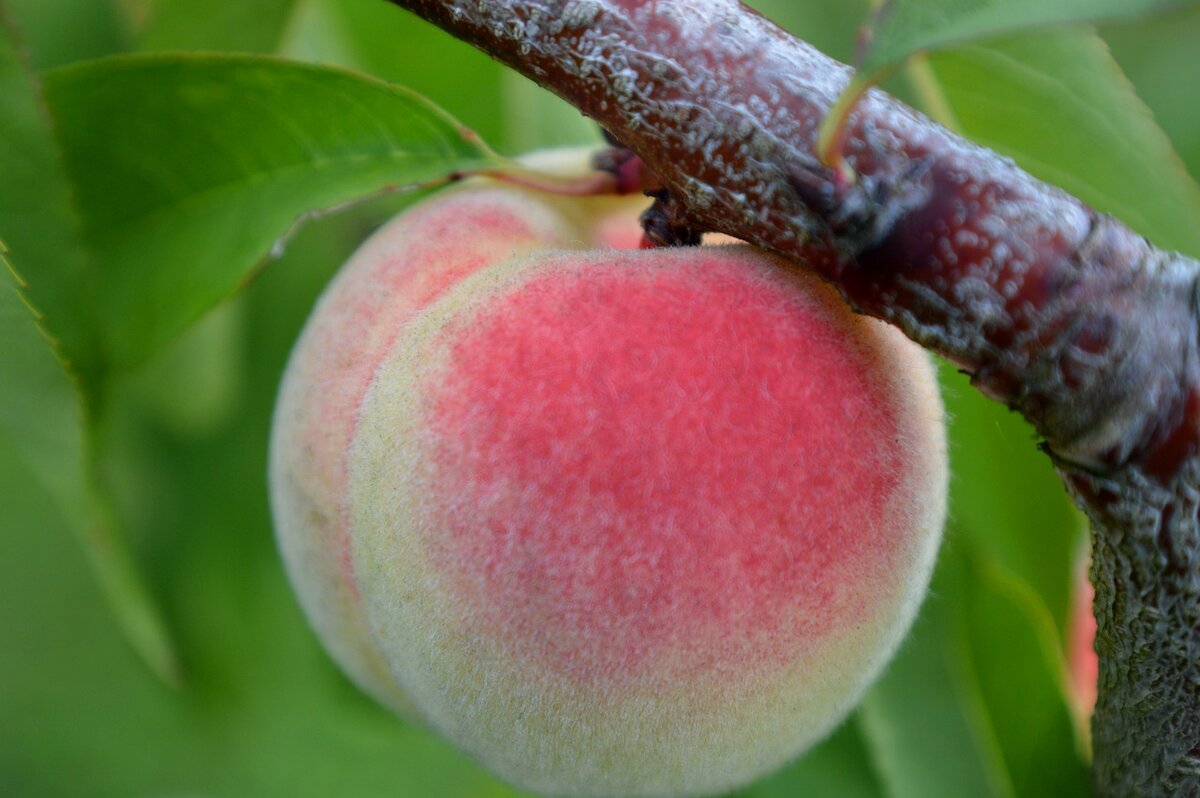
xmin=499 ymin=69 xmax=604 ymax=151
xmin=1 ymin=40 xmax=499 ymax=675
xmin=0 ymin=5 xmax=104 ymax=391
xmin=952 ymin=552 xmax=1090 ymax=797
xmin=273 ymin=0 xmax=610 ymax=150
xmin=858 ymin=535 xmax=1090 ymax=798
xmin=859 ymin=0 xmax=1194 ymax=76
xmin=40 ymin=54 xmax=499 ymax=369
xmin=734 ymin=720 xmax=883 ymax=797
xmin=857 ymin=547 xmax=1009 ymax=798
xmin=0 ymin=260 xmax=89 ymax=545
xmin=915 ymin=29 xmax=1200 ymax=259
xmin=1104 ymin=6 xmax=1200 ymax=186
xmin=129 ymin=297 xmax=246 ymax=438
xmin=0 ymin=7 xmax=176 ymax=682
xmin=937 ymin=362 xmax=1084 ymax=634
xmin=277 ymin=0 xmax=517 ymax=150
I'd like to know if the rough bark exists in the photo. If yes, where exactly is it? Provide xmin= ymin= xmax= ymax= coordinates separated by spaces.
xmin=386 ymin=1 xmax=1200 ymax=793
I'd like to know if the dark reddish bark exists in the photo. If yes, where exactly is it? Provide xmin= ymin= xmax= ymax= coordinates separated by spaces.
xmin=386 ymin=1 xmax=1200 ymax=793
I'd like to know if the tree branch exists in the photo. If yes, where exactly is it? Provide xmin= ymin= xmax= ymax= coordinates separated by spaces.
xmin=385 ymin=1 xmax=1200 ymax=793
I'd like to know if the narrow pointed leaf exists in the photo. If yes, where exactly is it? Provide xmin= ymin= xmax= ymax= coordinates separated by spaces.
xmin=0 ymin=10 xmax=177 ymax=682
xmin=953 ymin=552 xmax=1090 ymax=797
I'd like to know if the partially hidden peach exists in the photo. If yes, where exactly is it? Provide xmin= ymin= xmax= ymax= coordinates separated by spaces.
xmin=1068 ymin=552 xmax=1099 ymax=741
xmin=269 ymin=154 xmax=948 ymax=797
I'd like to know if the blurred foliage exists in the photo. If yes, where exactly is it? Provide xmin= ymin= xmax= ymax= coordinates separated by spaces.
xmin=854 ymin=0 xmax=1192 ymax=77
xmin=2 ymin=0 xmax=1197 ymax=795
xmin=1105 ymin=4 xmax=1200 ymax=191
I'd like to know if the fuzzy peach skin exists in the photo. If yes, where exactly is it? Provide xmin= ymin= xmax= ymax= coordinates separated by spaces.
xmin=270 ymin=160 xmax=947 ymax=797
xmin=269 ymin=154 xmax=647 ymax=716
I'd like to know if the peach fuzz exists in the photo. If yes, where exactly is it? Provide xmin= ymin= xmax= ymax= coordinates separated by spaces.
xmin=270 ymin=157 xmax=948 ymax=797
xmin=268 ymin=171 xmax=649 ymax=716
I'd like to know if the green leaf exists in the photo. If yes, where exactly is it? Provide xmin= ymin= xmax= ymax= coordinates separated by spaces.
xmin=499 ymin=69 xmax=604 ymax=151
xmin=952 ymin=552 xmax=1090 ymax=797
xmin=734 ymin=720 xmax=883 ymax=797
xmin=937 ymin=363 xmax=1084 ymax=634
xmin=0 ymin=42 xmax=497 ymax=675
xmin=283 ymin=0 xmax=612 ymax=152
xmin=0 ymin=7 xmax=176 ymax=683
xmin=129 ymin=297 xmax=246 ymax=438
xmin=1102 ymin=6 xmax=1200 ymax=206
xmin=274 ymin=0 xmax=600 ymax=151
xmin=859 ymin=0 xmax=1194 ymax=76
xmin=858 ymin=536 xmax=1090 ymax=798
xmin=857 ymin=550 xmax=1008 ymax=798
xmin=904 ymin=23 xmax=1200 ymax=642
xmin=0 ymin=259 xmax=89 ymax=548
xmin=915 ymin=29 xmax=1200 ymax=258
xmin=41 ymin=53 xmax=499 ymax=369
xmin=277 ymin=0 xmax=518 ymax=150
xmin=0 ymin=6 xmax=105 ymax=392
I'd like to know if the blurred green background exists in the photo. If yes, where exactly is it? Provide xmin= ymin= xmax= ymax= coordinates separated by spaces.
xmin=3 ymin=0 xmax=1199 ymax=795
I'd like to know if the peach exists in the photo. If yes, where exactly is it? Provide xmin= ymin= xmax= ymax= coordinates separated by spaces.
xmin=1068 ymin=552 xmax=1098 ymax=742
xmin=269 ymin=156 xmax=948 ymax=797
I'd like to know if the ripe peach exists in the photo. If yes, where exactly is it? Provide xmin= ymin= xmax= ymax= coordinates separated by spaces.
xmin=269 ymin=157 xmax=948 ymax=797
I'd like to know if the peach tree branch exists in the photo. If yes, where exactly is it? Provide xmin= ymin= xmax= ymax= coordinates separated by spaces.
xmin=384 ymin=0 xmax=1200 ymax=793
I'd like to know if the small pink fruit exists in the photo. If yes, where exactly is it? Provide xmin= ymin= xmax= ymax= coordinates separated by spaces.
xmin=270 ymin=154 xmax=948 ymax=797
